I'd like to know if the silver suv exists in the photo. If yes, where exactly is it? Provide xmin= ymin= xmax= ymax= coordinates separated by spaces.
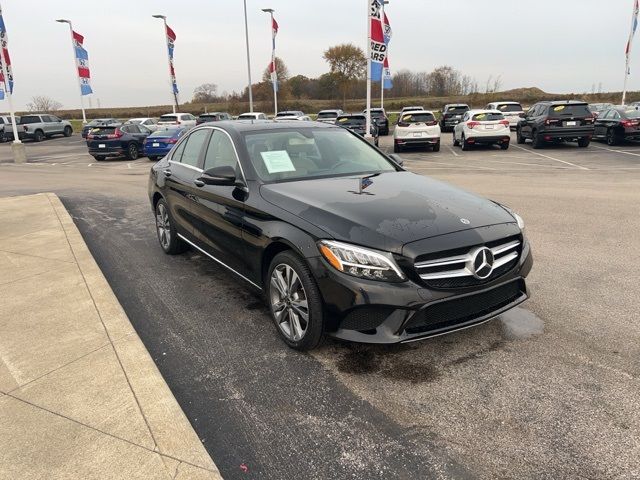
xmin=19 ymin=114 xmax=73 ymax=142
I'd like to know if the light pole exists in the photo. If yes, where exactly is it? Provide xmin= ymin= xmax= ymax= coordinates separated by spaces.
xmin=243 ymin=0 xmax=254 ymax=112
xmin=56 ymin=19 xmax=87 ymax=124
xmin=152 ymin=14 xmax=178 ymax=113
xmin=262 ymin=8 xmax=277 ymax=116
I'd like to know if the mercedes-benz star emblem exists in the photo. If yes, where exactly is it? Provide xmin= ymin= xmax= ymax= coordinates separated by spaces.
xmin=471 ymin=247 xmax=494 ymax=279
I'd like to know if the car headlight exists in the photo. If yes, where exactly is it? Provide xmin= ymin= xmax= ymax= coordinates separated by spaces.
xmin=317 ymin=240 xmax=406 ymax=282
xmin=499 ymin=204 xmax=525 ymax=230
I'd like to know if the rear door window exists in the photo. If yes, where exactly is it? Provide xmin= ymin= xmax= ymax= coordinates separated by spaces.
xmin=20 ymin=116 xmax=40 ymax=124
xmin=179 ymin=129 xmax=209 ymax=167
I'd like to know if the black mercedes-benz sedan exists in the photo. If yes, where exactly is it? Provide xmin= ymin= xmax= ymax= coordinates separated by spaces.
xmin=148 ymin=120 xmax=533 ymax=350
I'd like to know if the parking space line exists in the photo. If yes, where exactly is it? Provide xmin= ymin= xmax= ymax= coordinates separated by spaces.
xmin=591 ymin=144 xmax=640 ymax=157
xmin=448 ymin=147 xmax=460 ymax=157
xmin=512 ymin=145 xmax=590 ymax=170
xmin=423 ymin=160 xmax=497 ymax=170
xmin=485 ymin=159 xmax=572 ymax=169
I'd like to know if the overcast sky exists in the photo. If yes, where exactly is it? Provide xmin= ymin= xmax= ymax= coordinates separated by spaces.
xmin=2 ymin=0 xmax=637 ymax=110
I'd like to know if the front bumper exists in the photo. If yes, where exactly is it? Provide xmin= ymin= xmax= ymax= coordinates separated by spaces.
xmin=309 ymin=239 xmax=533 ymax=344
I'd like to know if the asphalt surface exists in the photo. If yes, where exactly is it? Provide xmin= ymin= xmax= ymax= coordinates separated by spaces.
xmin=1 ymin=132 xmax=638 ymax=479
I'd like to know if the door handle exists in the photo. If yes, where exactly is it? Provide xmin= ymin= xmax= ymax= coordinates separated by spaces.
xmin=163 ymin=169 xmax=172 ymax=177
xmin=194 ymin=179 xmax=205 ymax=187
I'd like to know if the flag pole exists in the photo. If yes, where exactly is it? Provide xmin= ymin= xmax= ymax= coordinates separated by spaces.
xmin=263 ymin=9 xmax=277 ymax=116
xmin=365 ymin=0 xmax=372 ymax=139
xmin=0 ymin=4 xmax=20 ymax=147
xmin=58 ymin=20 xmax=87 ymax=124
xmin=623 ymin=0 xmax=638 ymax=105
xmin=380 ymin=1 xmax=386 ymax=110
xmin=164 ymin=17 xmax=178 ymax=113
xmin=243 ymin=0 xmax=254 ymax=113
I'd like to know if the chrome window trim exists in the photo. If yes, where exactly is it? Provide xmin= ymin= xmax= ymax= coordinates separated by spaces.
xmin=177 ymin=233 xmax=261 ymax=290
xmin=168 ymin=160 xmax=202 ymax=172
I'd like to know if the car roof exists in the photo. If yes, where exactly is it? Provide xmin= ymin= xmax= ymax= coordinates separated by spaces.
xmin=239 ymin=112 xmax=265 ymax=116
xmin=200 ymin=112 xmax=226 ymax=116
xmin=489 ymin=101 xmax=521 ymax=105
xmin=337 ymin=113 xmax=365 ymax=117
xmin=160 ymin=112 xmax=191 ymax=116
xmin=318 ymin=109 xmax=341 ymax=113
xmin=128 ymin=117 xmax=151 ymax=121
xmin=199 ymin=120 xmax=335 ymax=133
xmin=468 ymin=109 xmax=502 ymax=115
xmin=539 ymin=100 xmax=588 ymax=106
xmin=400 ymin=110 xmax=434 ymax=115
xmin=444 ymin=104 xmax=469 ymax=108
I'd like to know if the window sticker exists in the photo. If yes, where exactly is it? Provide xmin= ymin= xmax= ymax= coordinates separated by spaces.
xmin=553 ymin=105 xmax=565 ymax=112
xmin=499 ymin=105 xmax=507 ymax=110
xmin=338 ymin=117 xmax=349 ymax=123
xmin=402 ymin=114 xmax=412 ymax=122
xmin=261 ymin=150 xmax=296 ymax=174
xmin=475 ymin=113 xmax=487 ymax=120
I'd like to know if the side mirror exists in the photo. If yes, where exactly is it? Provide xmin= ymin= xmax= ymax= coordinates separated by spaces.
xmin=388 ymin=154 xmax=404 ymax=167
xmin=198 ymin=165 xmax=237 ymax=186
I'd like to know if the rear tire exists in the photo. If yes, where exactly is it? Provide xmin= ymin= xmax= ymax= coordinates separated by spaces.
xmin=578 ymin=138 xmax=590 ymax=148
xmin=500 ymin=142 xmax=510 ymax=150
xmin=155 ymin=199 xmax=188 ymax=255
xmin=393 ymin=143 xmax=402 ymax=153
xmin=126 ymin=142 xmax=139 ymax=160
xmin=461 ymin=134 xmax=471 ymax=151
xmin=516 ymin=128 xmax=526 ymax=144
xmin=606 ymin=129 xmax=618 ymax=146
xmin=0 ymin=130 xmax=7 ymax=143
xmin=432 ymin=141 xmax=440 ymax=152
xmin=267 ymin=251 xmax=325 ymax=351
xmin=34 ymin=130 xmax=45 ymax=142
xmin=452 ymin=132 xmax=460 ymax=146
xmin=63 ymin=126 xmax=72 ymax=137
xmin=531 ymin=131 xmax=543 ymax=149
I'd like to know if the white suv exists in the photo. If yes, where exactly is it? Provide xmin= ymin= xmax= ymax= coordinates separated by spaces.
xmin=453 ymin=110 xmax=511 ymax=150
xmin=157 ymin=113 xmax=197 ymax=129
xmin=393 ymin=110 xmax=441 ymax=152
xmin=484 ymin=101 xmax=524 ymax=129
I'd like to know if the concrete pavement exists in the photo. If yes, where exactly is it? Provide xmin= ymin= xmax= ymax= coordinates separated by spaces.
xmin=0 ymin=193 xmax=221 ymax=480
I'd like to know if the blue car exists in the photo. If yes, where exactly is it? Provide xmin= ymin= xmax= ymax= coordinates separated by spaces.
xmin=143 ymin=127 xmax=186 ymax=161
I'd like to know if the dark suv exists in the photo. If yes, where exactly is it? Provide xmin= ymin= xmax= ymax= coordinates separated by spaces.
xmin=516 ymin=101 xmax=594 ymax=148
xmin=440 ymin=104 xmax=470 ymax=132
xmin=86 ymin=123 xmax=151 ymax=160
xmin=364 ymin=108 xmax=389 ymax=135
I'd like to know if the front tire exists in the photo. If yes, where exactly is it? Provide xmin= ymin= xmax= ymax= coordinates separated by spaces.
xmin=155 ymin=199 xmax=188 ymax=255
xmin=267 ymin=251 xmax=324 ymax=351
xmin=606 ymin=129 xmax=618 ymax=146
xmin=63 ymin=126 xmax=72 ymax=137
xmin=452 ymin=132 xmax=460 ymax=146
xmin=516 ymin=128 xmax=526 ymax=144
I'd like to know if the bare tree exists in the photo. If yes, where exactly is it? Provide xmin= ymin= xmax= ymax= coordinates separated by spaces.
xmin=27 ymin=96 xmax=62 ymax=112
xmin=192 ymin=83 xmax=219 ymax=103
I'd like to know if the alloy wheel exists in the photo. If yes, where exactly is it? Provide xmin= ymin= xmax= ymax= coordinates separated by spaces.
xmin=269 ymin=264 xmax=309 ymax=342
xmin=155 ymin=203 xmax=171 ymax=250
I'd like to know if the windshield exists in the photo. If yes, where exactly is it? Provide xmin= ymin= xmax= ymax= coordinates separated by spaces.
xmin=400 ymin=112 xmax=435 ymax=123
xmin=472 ymin=112 xmax=505 ymax=121
xmin=244 ymin=128 xmax=397 ymax=182
xmin=337 ymin=117 xmax=365 ymax=127
xmin=238 ymin=114 xmax=256 ymax=119
xmin=496 ymin=103 xmax=523 ymax=113
xmin=446 ymin=106 xmax=468 ymax=113
xmin=317 ymin=112 xmax=338 ymax=119
xmin=87 ymin=119 xmax=111 ymax=126
xmin=548 ymin=104 xmax=591 ymax=117
xmin=90 ymin=127 xmax=117 ymax=134
xmin=159 ymin=115 xmax=178 ymax=122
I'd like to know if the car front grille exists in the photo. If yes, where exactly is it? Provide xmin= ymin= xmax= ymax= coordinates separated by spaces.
xmin=414 ymin=236 xmax=521 ymax=289
xmin=404 ymin=280 xmax=525 ymax=334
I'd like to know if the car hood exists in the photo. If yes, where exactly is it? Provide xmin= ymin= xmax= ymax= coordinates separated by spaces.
xmin=260 ymin=171 xmax=515 ymax=253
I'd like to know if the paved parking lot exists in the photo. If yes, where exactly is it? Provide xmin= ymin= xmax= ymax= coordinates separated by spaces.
xmin=1 ymin=132 xmax=639 ymax=479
